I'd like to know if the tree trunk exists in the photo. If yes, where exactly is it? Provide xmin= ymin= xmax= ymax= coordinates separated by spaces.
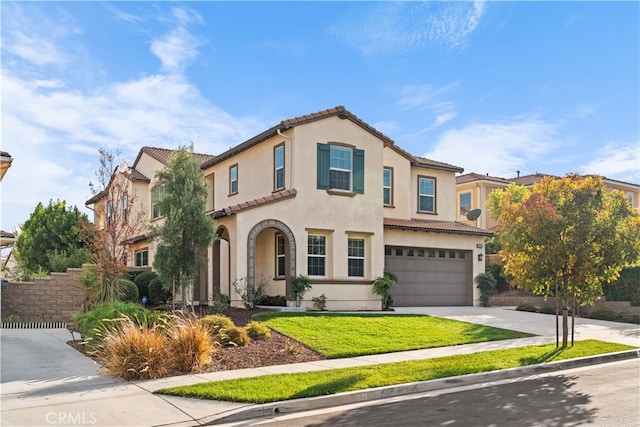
xmin=562 ymin=306 xmax=569 ymax=348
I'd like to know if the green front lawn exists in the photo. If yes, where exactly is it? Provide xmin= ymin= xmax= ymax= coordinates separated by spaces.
xmin=156 ymin=340 xmax=635 ymax=403
xmin=252 ymin=312 xmax=533 ymax=358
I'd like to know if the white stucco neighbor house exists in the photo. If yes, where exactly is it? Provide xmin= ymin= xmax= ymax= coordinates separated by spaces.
xmin=86 ymin=106 xmax=492 ymax=309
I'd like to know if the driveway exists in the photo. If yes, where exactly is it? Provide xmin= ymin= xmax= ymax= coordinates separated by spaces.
xmin=0 ymin=328 xmax=198 ymax=427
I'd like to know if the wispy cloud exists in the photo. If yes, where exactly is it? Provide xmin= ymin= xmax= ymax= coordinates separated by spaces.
xmin=394 ymin=83 xmax=459 ymax=138
xmin=0 ymin=4 xmax=262 ymax=230
xmin=150 ymin=8 xmax=204 ymax=73
xmin=331 ymin=1 xmax=486 ymax=55
xmin=423 ymin=116 xmax=563 ymax=177
xmin=579 ymin=142 xmax=640 ymax=183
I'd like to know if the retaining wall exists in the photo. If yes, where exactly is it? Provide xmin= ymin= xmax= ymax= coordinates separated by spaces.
xmin=0 ymin=268 xmax=85 ymax=322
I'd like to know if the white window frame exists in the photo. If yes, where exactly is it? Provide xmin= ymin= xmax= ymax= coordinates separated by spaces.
xmin=329 ymin=145 xmax=352 ymax=191
xmin=459 ymin=191 xmax=472 ymax=217
xmin=383 ymin=168 xmax=393 ymax=206
xmin=418 ymin=176 xmax=436 ymax=213
xmin=274 ymin=144 xmax=285 ymax=191
xmin=307 ymin=234 xmax=327 ymax=277
xmin=135 ymin=248 xmax=149 ymax=267
xmin=347 ymin=237 xmax=365 ymax=278
xmin=275 ymin=233 xmax=286 ymax=278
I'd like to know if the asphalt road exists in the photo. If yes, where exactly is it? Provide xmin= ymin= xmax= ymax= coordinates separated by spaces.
xmin=226 ymin=359 xmax=640 ymax=427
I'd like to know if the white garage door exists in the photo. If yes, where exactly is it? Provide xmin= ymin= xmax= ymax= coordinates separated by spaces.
xmin=385 ymin=246 xmax=472 ymax=306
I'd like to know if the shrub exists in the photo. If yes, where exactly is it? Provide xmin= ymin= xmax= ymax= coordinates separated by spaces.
xmin=200 ymin=314 xmax=235 ymax=334
xmin=148 ymin=277 xmax=172 ymax=305
xmin=538 ymin=304 xmax=556 ymax=315
xmin=312 ymin=294 xmax=328 ymax=311
xmin=208 ymin=294 xmax=231 ymax=312
xmin=587 ymin=306 xmax=619 ymax=321
xmin=134 ymin=271 xmax=158 ymax=301
xmin=219 ymin=325 xmax=251 ymax=347
xmin=255 ymin=294 xmax=287 ymax=307
xmin=475 ymin=273 xmax=497 ymax=307
xmin=603 ymin=266 xmax=640 ymax=306
xmin=119 ymin=278 xmax=139 ymax=303
xmin=166 ymin=315 xmax=216 ymax=373
xmin=245 ymin=321 xmax=271 ymax=340
xmin=516 ymin=302 xmax=537 ymax=312
xmin=74 ymin=302 xmax=143 ymax=351
xmin=292 ymin=275 xmax=313 ymax=307
xmin=619 ymin=312 xmax=640 ymax=324
xmin=372 ymin=270 xmax=397 ymax=310
xmin=96 ymin=317 xmax=169 ymax=380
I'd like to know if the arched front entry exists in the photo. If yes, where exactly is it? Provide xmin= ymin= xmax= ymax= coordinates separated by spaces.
xmin=247 ymin=219 xmax=296 ymax=299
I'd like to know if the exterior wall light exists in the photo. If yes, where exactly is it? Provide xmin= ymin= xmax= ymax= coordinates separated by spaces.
xmin=478 ymin=253 xmax=484 ymax=261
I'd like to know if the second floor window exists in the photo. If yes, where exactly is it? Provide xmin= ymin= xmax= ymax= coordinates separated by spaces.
xmin=459 ymin=192 xmax=471 ymax=217
xmin=274 ymin=144 xmax=285 ymax=191
xmin=418 ymin=176 xmax=436 ymax=213
xmin=152 ymin=184 xmax=165 ymax=219
xmin=383 ymin=168 xmax=393 ymax=206
xmin=122 ymin=193 xmax=129 ymax=222
xmin=229 ymin=164 xmax=238 ymax=195
xmin=317 ymin=143 xmax=364 ymax=194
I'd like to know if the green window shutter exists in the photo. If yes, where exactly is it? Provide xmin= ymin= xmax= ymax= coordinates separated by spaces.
xmin=317 ymin=143 xmax=330 ymax=190
xmin=353 ymin=148 xmax=365 ymax=194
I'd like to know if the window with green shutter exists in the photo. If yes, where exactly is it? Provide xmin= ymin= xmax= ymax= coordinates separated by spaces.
xmin=316 ymin=143 xmax=364 ymax=194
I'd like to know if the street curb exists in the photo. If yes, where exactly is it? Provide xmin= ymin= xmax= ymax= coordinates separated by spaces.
xmin=201 ymin=349 xmax=639 ymax=425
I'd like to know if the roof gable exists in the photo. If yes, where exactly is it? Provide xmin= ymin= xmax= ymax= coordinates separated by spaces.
xmin=201 ymin=106 xmax=397 ymax=169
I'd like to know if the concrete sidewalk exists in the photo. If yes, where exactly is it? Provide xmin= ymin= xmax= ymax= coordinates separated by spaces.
xmin=1 ymin=307 xmax=639 ymax=426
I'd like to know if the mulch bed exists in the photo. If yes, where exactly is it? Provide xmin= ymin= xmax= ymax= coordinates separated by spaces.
xmin=67 ymin=306 xmax=325 ymax=374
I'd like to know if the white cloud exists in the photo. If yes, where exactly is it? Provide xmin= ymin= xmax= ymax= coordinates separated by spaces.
xmin=0 ymin=4 xmax=263 ymax=231
xmin=579 ymin=142 xmax=640 ymax=184
xmin=331 ymin=1 xmax=486 ymax=55
xmin=423 ymin=116 xmax=562 ymax=177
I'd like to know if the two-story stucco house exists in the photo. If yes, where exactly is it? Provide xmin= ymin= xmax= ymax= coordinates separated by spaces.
xmin=456 ymin=172 xmax=640 ymax=231
xmin=87 ymin=106 xmax=492 ymax=309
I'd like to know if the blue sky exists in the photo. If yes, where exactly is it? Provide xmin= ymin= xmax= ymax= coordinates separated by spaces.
xmin=1 ymin=1 xmax=639 ymax=233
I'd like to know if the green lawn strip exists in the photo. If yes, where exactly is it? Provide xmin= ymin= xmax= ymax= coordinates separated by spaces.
xmin=252 ymin=312 xmax=533 ymax=358
xmin=155 ymin=340 xmax=634 ymax=404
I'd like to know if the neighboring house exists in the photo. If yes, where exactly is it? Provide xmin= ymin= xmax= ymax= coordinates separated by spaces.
xmin=0 ymin=151 xmax=12 ymax=182
xmin=456 ymin=171 xmax=640 ymax=230
xmin=1 ymin=151 xmax=15 ymax=272
xmin=87 ymin=106 xmax=492 ymax=309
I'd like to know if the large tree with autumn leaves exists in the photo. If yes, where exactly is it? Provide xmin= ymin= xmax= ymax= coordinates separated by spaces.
xmin=489 ymin=175 xmax=640 ymax=347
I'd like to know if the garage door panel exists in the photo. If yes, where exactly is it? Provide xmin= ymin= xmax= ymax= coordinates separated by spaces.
xmin=386 ymin=246 xmax=471 ymax=307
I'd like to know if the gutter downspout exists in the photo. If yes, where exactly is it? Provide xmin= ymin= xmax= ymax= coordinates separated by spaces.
xmin=277 ymin=128 xmax=293 ymax=189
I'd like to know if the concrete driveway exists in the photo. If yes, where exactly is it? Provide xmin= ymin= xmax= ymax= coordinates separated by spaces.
xmin=0 ymin=328 xmax=198 ymax=427
xmin=1 ymin=307 xmax=638 ymax=426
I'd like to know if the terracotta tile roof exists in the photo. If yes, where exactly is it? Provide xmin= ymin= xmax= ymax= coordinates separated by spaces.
xmin=134 ymin=146 xmax=215 ymax=169
xmin=383 ymin=217 xmax=493 ymax=237
xmin=202 ymin=106 xmax=396 ymax=169
xmin=214 ymin=189 xmax=297 ymax=218
xmin=509 ymin=173 xmax=555 ymax=186
xmin=0 ymin=151 xmax=12 ymax=158
xmin=128 ymin=167 xmax=150 ymax=182
xmin=386 ymin=143 xmax=464 ymax=173
xmin=456 ymin=172 xmax=510 ymax=185
xmin=1 ymin=230 xmax=15 ymax=239
xmin=85 ymin=190 xmax=106 ymax=205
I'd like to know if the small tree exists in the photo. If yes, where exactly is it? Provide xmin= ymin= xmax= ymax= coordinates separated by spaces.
xmin=292 ymin=275 xmax=313 ymax=307
xmin=14 ymin=200 xmax=90 ymax=276
xmin=83 ymin=148 xmax=146 ymax=303
xmin=372 ymin=270 xmax=397 ymax=310
xmin=490 ymin=175 xmax=640 ymax=347
xmin=153 ymin=146 xmax=215 ymax=313
xmin=475 ymin=272 xmax=497 ymax=307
